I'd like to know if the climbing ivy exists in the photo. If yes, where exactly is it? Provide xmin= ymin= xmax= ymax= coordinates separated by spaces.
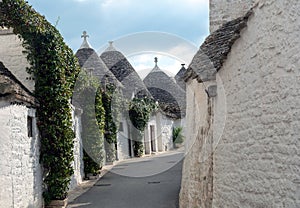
xmin=74 ymin=70 xmax=106 ymax=176
xmin=129 ymin=97 xmax=157 ymax=157
xmin=0 ymin=0 xmax=158 ymax=202
xmin=0 ymin=0 xmax=80 ymax=203
xmin=102 ymin=84 xmax=121 ymax=162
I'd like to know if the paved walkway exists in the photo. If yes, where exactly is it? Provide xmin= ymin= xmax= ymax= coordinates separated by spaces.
xmin=68 ymin=150 xmax=184 ymax=208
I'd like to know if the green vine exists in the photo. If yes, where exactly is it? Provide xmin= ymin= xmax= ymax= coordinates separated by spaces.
xmin=129 ymin=97 xmax=157 ymax=157
xmin=172 ymin=126 xmax=184 ymax=146
xmin=75 ymin=70 xmax=106 ymax=176
xmin=0 ymin=0 xmax=80 ymax=203
xmin=80 ymin=86 xmax=105 ymax=176
xmin=102 ymin=84 xmax=121 ymax=163
xmin=0 ymin=0 xmax=160 ymax=203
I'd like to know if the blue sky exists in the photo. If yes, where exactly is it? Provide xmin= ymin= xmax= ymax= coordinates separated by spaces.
xmin=27 ymin=0 xmax=209 ymax=77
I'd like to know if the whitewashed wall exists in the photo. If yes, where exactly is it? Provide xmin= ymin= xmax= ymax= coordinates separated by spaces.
xmin=117 ymin=117 xmax=131 ymax=160
xmin=0 ymin=29 xmax=34 ymax=92
xmin=69 ymin=107 xmax=84 ymax=190
xmin=144 ymin=115 xmax=158 ymax=154
xmin=179 ymin=80 xmax=214 ymax=208
xmin=156 ymin=112 xmax=174 ymax=151
xmin=213 ymin=0 xmax=300 ymax=207
xmin=0 ymin=103 xmax=43 ymax=208
xmin=209 ymin=0 xmax=255 ymax=33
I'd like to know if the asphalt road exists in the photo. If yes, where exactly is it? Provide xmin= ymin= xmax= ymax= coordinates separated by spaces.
xmin=68 ymin=151 xmax=184 ymax=208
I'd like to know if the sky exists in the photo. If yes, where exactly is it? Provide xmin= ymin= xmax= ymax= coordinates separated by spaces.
xmin=26 ymin=0 xmax=209 ymax=77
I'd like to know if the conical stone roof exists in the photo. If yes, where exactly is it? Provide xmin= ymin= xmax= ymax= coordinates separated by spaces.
xmin=175 ymin=64 xmax=187 ymax=91
xmin=75 ymin=32 xmax=121 ymax=87
xmin=143 ymin=58 xmax=186 ymax=119
xmin=0 ymin=62 xmax=37 ymax=106
xmin=100 ymin=41 xmax=150 ymax=99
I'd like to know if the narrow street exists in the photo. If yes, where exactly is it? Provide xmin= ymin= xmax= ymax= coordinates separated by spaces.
xmin=68 ymin=150 xmax=184 ymax=208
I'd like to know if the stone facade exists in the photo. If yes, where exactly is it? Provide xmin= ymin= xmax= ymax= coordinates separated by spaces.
xmin=180 ymin=0 xmax=300 ymax=207
xmin=144 ymin=112 xmax=175 ymax=154
xmin=117 ymin=116 xmax=131 ymax=160
xmin=179 ymin=79 xmax=214 ymax=208
xmin=0 ymin=104 xmax=43 ymax=208
xmin=0 ymin=30 xmax=85 ymax=207
xmin=209 ymin=0 xmax=256 ymax=33
xmin=214 ymin=1 xmax=300 ymax=206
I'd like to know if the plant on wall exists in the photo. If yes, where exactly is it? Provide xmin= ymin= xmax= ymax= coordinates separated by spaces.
xmin=0 ymin=0 xmax=80 ymax=203
xmin=74 ymin=70 xmax=106 ymax=176
xmin=172 ymin=126 xmax=184 ymax=146
xmin=129 ymin=97 xmax=157 ymax=157
xmin=102 ymin=83 xmax=122 ymax=163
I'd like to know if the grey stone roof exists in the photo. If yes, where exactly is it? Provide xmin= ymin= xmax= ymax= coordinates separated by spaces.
xmin=75 ymin=47 xmax=122 ymax=88
xmin=100 ymin=42 xmax=151 ymax=99
xmin=175 ymin=64 xmax=187 ymax=91
xmin=143 ymin=59 xmax=186 ymax=119
xmin=185 ymin=9 xmax=253 ymax=83
xmin=0 ymin=62 xmax=37 ymax=106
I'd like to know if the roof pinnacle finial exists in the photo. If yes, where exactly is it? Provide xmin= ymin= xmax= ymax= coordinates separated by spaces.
xmin=81 ymin=31 xmax=89 ymax=41
xmin=80 ymin=31 xmax=91 ymax=49
xmin=154 ymin=57 xmax=158 ymax=66
xmin=105 ymin=41 xmax=116 ymax=52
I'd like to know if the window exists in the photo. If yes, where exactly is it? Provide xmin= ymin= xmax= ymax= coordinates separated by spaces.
xmin=27 ymin=116 xmax=33 ymax=137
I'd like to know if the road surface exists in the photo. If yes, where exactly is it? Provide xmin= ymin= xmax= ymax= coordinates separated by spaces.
xmin=68 ymin=150 xmax=184 ymax=208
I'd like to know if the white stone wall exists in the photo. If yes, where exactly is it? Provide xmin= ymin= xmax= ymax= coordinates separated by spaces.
xmin=209 ymin=0 xmax=255 ymax=32
xmin=154 ymin=112 xmax=174 ymax=152
xmin=69 ymin=107 xmax=84 ymax=190
xmin=0 ymin=103 xmax=43 ymax=208
xmin=213 ymin=0 xmax=300 ymax=207
xmin=117 ymin=117 xmax=131 ymax=160
xmin=144 ymin=115 xmax=157 ymax=154
xmin=179 ymin=79 xmax=214 ymax=208
xmin=160 ymin=114 xmax=174 ymax=151
xmin=0 ymin=30 xmax=34 ymax=91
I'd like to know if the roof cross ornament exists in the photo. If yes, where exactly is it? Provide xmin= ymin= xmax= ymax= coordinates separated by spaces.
xmin=79 ymin=31 xmax=91 ymax=49
xmin=81 ymin=31 xmax=89 ymax=41
xmin=154 ymin=57 xmax=158 ymax=66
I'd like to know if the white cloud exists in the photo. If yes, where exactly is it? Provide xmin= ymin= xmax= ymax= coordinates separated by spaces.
xmin=167 ymin=43 xmax=198 ymax=65
xmin=128 ymin=53 xmax=183 ymax=79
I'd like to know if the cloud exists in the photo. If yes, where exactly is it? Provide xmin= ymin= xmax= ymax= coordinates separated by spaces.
xmin=27 ymin=0 xmax=209 ymax=52
xmin=167 ymin=43 xmax=198 ymax=64
xmin=128 ymin=53 xmax=184 ymax=79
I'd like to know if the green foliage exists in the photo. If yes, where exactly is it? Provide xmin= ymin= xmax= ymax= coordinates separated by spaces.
xmin=74 ymin=70 xmax=105 ymax=175
xmin=83 ymin=150 xmax=101 ymax=176
xmin=102 ymin=84 xmax=120 ymax=162
xmin=0 ymin=0 xmax=80 ymax=202
xmin=80 ymin=87 xmax=105 ymax=174
xmin=129 ymin=97 xmax=157 ymax=157
xmin=132 ymin=128 xmax=144 ymax=157
xmin=172 ymin=127 xmax=184 ymax=144
xmin=129 ymin=97 xmax=157 ymax=131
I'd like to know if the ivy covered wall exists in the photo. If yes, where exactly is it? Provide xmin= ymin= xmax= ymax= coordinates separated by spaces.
xmin=0 ymin=0 xmax=80 ymax=203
